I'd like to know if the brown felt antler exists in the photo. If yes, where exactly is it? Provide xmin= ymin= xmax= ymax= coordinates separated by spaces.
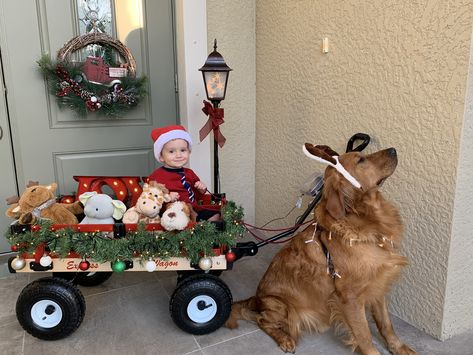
xmin=26 ymin=180 xmax=39 ymax=188
xmin=5 ymin=195 xmax=19 ymax=205
xmin=302 ymin=143 xmax=361 ymax=189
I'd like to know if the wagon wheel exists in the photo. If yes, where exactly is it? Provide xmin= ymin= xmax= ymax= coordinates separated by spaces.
xmin=16 ymin=277 xmax=86 ymax=340
xmin=170 ymin=274 xmax=232 ymax=335
xmin=176 ymin=270 xmax=223 ymax=285
xmin=56 ymin=32 xmax=136 ymax=78
xmin=53 ymin=271 xmax=113 ymax=287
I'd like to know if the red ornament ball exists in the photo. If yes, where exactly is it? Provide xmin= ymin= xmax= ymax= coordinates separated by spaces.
xmin=79 ymin=260 xmax=90 ymax=271
xmin=11 ymin=245 xmax=18 ymax=252
xmin=225 ymin=251 xmax=237 ymax=263
xmin=31 ymin=225 xmax=41 ymax=232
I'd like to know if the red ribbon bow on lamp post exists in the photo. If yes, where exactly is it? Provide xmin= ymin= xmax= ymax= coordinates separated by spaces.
xmin=200 ymin=100 xmax=226 ymax=147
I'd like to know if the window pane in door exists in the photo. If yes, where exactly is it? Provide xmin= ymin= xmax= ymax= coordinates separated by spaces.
xmin=77 ymin=0 xmax=113 ymax=35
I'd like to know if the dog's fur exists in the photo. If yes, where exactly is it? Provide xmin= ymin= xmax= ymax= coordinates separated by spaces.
xmin=225 ymin=147 xmax=416 ymax=355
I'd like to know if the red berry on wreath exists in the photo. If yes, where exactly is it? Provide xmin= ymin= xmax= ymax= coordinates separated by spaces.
xmin=31 ymin=225 xmax=41 ymax=232
xmin=79 ymin=260 xmax=90 ymax=271
xmin=225 ymin=251 xmax=237 ymax=263
xmin=10 ymin=245 xmax=18 ymax=252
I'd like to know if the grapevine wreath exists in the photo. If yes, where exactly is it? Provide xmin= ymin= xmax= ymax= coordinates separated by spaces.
xmin=38 ymin=33 xmax=147 ymax=118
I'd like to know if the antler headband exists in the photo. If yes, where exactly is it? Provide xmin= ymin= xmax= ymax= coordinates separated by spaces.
xmin=302 ymin=143 xmax=362 ymax=189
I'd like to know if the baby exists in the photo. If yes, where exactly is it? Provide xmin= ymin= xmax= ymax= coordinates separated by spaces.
xmin=149 ymin=125 xmax=220 ymax=222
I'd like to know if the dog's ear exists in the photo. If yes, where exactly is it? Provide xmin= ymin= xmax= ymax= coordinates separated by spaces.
xmin=324 ymin=174 xmax=346 ymax=220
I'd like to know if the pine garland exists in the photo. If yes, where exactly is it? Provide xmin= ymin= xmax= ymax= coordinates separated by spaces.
xmin=37 ymin=54 xmax=147 ymax=118
xmin=5 ymin=201 xmax=245 ymax=265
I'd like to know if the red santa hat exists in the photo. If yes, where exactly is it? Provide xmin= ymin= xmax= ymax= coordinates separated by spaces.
xmin=151 ymin=125 xmax=193 ymax=160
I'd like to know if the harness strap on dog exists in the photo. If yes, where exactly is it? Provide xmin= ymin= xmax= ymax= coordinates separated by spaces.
xmin=317 ymin=226 xmax=341 ymax=279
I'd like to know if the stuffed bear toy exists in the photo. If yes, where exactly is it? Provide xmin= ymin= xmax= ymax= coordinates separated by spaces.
xmin=122 ymin=181 xmax=171 ymax=224
xmin=5 ymin=182 xmax=83 ymax=225
xmin=79 ymin=192 xmax=127 ymax=224
xmin=160 ymin=201 xmax=196 ymax=231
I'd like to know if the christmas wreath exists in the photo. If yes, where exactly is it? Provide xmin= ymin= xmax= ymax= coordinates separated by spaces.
xmin=5 ymin=201 xmax=245 ymax=265
xmin=38 ymin=33 xmax=147 ymax=118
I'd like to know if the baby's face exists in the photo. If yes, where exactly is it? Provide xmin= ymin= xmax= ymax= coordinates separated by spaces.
xmin=159 ymin=139 xmax=190 ymax=168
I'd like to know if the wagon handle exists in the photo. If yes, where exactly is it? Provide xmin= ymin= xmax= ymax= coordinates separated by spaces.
xmin=346 ymin=133 xmax=370 ymax=153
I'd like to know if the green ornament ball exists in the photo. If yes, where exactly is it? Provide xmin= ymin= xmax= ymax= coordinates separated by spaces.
xmin=111 ymin=260 xmax=126 ymax=273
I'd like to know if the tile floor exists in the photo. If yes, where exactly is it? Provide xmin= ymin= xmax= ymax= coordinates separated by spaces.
xmin=1 ymin=245 xmax=472 ymax=355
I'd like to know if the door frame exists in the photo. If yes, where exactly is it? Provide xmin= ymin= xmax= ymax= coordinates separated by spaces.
xmin=175 ymin=0 xmax=212 ymax=188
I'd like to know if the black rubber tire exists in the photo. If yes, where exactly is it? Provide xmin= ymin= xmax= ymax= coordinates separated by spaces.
xmin=176 ymin=270 xmax=223 ymax=285
xmin=52 ymin=271 xmax=113 ymax=287
xmin=16 ymin=277 xmax=86 ymax=340
xmin=170 ymin=274 xmax=232 ymax=335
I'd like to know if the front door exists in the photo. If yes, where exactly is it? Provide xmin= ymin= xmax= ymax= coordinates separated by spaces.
xmin=0 ymin=48 xmax=18 ymax=253
xmin=0 ymin=0 xmax=178 ymax=252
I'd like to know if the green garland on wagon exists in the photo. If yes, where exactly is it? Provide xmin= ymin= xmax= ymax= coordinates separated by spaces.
xmin=37 ymin=54 xmax=147 ymax=118
xmin=5 ymin=201 xmax=245 ymax=265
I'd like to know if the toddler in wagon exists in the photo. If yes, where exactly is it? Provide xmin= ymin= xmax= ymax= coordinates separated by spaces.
xmin=149 ymin=125 xmax=220 ymax=222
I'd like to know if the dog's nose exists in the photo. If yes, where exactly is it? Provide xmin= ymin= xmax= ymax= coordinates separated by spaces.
xmin=168 ymin=212 xmax=176 ymax=218
xmin=387 ymin=148 xmax=397 ymax=157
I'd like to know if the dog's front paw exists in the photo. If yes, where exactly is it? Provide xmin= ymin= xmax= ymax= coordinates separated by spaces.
xmin=224 ymin=318 xmax=238 ymax=329
xmin=278 ymin=337 xmax=296 ymax=353
xmin=394 ymin=344 xmax=416 ymax=355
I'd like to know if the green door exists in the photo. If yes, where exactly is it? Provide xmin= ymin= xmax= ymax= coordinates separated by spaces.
xmin=0 ymin=0 xmax=178 ymax=252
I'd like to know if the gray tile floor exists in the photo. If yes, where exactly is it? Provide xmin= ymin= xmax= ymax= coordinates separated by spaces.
xmin=1 ymin=246 xmax=472 ymax=355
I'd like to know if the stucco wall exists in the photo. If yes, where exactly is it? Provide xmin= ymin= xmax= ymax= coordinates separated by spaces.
xmin=444 ymin=27 xmax=473 ymax=339
xmin=255 ymin=1 xmax=473 ymax=339
xmin=207 ymin=0 xmax=256 ymax=223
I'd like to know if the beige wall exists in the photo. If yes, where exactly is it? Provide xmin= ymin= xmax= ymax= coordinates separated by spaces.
xmin=445 ymin=27 xmax=473 ymax=339
xmin=207 ymin=0 xmax=473 ymax=339
xmin=207 ymin=0 xmax=256 ymax=223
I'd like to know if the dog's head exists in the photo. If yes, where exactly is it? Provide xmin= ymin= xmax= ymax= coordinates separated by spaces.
xmin=304 ymin=144 xmax=397 ymax=220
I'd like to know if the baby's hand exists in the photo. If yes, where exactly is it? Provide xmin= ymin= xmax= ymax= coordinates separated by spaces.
xmin=170 ymin=192 xmax=180 ymax=202
xmin=194 ymin=181 xmax=207 ymax=194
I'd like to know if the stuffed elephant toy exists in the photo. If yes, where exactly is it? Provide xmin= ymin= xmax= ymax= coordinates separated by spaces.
xmin=79 ymin=192 xmax=127 ymax=224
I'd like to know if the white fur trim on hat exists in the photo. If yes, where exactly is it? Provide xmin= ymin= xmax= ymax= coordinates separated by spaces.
xmin=154 ymin=130 xmax=192 ymax=160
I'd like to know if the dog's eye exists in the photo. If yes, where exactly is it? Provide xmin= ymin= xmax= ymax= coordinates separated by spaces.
xmin=357 ymin=157 xmax=366 ymax=164
xmin=31 ymin=188 xmax=36 ymax=193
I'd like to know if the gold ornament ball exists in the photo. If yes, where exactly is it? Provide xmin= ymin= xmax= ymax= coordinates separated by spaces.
xmin=11 ymin=257 xmax=26 ymax=271
xmin=198 ymin=257 xmax=212 ymax=271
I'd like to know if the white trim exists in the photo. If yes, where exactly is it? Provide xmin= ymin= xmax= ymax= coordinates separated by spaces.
xmin=302 ymin=145 xmax=361 ymax=189
xmin=175 ymin=0 xmax=211 ymax=188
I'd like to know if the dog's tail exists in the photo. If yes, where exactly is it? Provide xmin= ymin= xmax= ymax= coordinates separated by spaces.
xmin=224 ymin=296 xmax=258 ymax=329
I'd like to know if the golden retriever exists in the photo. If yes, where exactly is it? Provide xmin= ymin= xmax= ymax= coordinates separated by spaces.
xmin=225 ymin=145 xmax=416 ymax=355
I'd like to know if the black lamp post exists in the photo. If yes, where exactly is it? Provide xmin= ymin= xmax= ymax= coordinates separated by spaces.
xmin=199 ymin=39 xmax=232 ymax=194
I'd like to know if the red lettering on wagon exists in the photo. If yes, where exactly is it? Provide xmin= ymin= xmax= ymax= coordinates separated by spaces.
xmin=156 ymin=260 xmax=179 ymax=269
xmin=66 ymin=260 xmax=99 ymax=270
